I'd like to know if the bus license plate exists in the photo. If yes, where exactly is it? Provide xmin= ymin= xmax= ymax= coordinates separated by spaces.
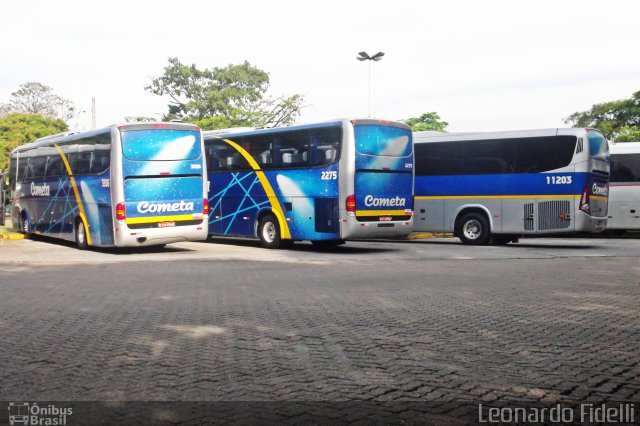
xmin=158 ymin=221 xmax=176 ymax=228
xmin=379 ymin=216 xmax=392 ymax=221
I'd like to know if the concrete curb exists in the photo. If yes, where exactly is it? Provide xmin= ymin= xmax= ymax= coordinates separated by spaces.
xmin=0 ymin=226 xmax=24 ymax=240
xmin=1 ymin=233 xmax=25 ymax=240
xmin=405 ymin=232 xmax=454 ymax=240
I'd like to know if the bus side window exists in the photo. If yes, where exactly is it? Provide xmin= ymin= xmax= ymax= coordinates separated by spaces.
xmin=91 ymin=145 xmax=110 ymax=174
xmin=245 ymin=135 xmax=273 ymax=169
xmin=310 ymin=127 xmax=341 ymax=167
xmin=277 ymin=130 xmax=309 ymax=168
xmin=27 ymin=148 xmax=47 ymax=178
xmin=46 ymin=154 xmax=64 ymax=177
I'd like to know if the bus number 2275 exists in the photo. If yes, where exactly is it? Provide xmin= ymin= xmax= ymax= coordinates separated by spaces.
xmin=321 ymin=171 xmax=337 ymax=180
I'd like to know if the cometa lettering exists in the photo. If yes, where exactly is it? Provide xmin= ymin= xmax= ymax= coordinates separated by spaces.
xmin=30 ymin=182 xmax=51 ymax=197
xmin=592 ymin=183 xmax=609 ymax=196
xmin=137 ymin=200 xmax=195 ymax=214
xmin=364 ymin=195 xmax=406 ymax=207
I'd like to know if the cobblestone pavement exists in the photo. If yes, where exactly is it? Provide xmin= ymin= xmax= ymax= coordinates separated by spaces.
xmin=0 ymin=250 xmax=639 ymax=422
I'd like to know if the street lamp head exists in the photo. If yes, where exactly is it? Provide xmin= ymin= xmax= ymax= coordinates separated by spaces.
xmin=370 ymin=52 xmax=385 ymax=61
xmin=357 ymin=51 xmax=371 ymax=61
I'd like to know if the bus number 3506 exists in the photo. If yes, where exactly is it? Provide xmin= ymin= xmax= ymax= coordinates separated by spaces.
xmin=546 ymin=175 xmax=572 ymax=185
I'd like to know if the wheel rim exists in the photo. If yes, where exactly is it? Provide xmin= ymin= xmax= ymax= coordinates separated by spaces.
xmin=77 ymin=222 xmax=85 ymax=245
xmin=462 ymin=219 xmax=482 ymax=240
xmin=262 ymin=221 xmax=276 ymax=243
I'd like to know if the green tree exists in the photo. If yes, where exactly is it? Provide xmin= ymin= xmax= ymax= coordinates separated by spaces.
xmin=0 ymin=82 xmax=76 ymax=122
xmin=146 ymin=58 xmax=304 ymax=129
xmin=615 ymin=126 xmax=640 ymax=142
xmin=564 ymin=90 xmax=640 ymax=141
xmin=404 ymin=112 xmax=448 ymax=132
xmin=0 ymin=113 xmax=68 ymax=172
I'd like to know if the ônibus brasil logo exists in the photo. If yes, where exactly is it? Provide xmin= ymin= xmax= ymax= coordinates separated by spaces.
xmin=136 ymin=200 xmax=195 ymax=214
xmin=7 ymin=402 xmax=73 ymax=425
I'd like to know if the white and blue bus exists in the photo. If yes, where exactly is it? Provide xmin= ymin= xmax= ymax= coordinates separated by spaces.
xmin=9 ymin=122 xmax=208 ymax=249
xmin=413 ymin=128 xmax=610 ymax=244
xmin=607 ymin=141 xmax=640 ymax=233
xmin=203 ymin=119 xmax=414 ymax=248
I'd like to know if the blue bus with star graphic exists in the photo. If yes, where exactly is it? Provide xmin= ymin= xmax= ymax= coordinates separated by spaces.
xmin=203 ymin=118 xmax=414 ymax=248
xmin=9 ymin=122 xmax=208 ymax=249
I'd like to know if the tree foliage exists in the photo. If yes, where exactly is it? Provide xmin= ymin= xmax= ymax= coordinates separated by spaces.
xmin=0 ymin=82 xmax=76 ymax=122
xmin=146 ymin=58 xmax=304 ymax=129
xmin=565 ymin=90 xmax=640 ymax=141
xmin=0 ymin=113 xmax=68 ymax=172
xmin=403 ymin=112 xmax=448 ymax=132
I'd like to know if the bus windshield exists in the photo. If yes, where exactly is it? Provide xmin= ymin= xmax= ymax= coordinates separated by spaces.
xmin=355 ymin=125 xmax=412 ymax=157
xmin=588 ymin=130 xmax=609 ymax=161
xmin=122 ymin=129 xmax=201 ymax=161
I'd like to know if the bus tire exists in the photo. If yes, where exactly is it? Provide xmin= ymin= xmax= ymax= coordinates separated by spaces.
xmin=75 ymin=218 xmax=89 ymax=250
xmin=458 ymin=212 xmax=490 ymax=245
xmin=258 ymin=213 xmax=282 ymax=249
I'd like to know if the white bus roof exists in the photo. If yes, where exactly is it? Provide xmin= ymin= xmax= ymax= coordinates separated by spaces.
xmin=609 ymin=141 xmax=640 ymax=154
xmin=413 ymin=128 xmax=592 ymax=143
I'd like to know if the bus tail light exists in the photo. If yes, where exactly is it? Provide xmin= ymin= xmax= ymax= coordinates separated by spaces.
xmin=203 ymin=198 xmax=209 ymax=215
xmin=579 ymin=185 xmax=590 ymax=215
xmin=116 ymin=202 xmax=126 ymax=221
xmin=346 ymin=194 xmax=356 ymax=213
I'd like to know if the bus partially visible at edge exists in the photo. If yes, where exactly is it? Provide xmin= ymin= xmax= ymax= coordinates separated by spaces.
xmin=607 ymin=141 xmax=640 ymax=233
xmin=203 ymin=118 xmax=414 ymax=248
xmin=413 ymin=128 xmax=609 ymax=245
xmin=9 ymin=122 xmax=208 ymax=249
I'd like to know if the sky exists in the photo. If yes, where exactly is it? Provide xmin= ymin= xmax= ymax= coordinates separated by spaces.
xmin=1 ymin=0 xmax=639 ymax=133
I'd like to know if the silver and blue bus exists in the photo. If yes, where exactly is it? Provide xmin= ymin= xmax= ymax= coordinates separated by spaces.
xmin=203 ymin=118 xmax=414 ymax=248
xmin=607 ymin=141 xmax=640 ymax=233
xmin=414 ymin=128 xmax=610 ymax=244
xmin=9 ymin=122 xmax=208 ymax=249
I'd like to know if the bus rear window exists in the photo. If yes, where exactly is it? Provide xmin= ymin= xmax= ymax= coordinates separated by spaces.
xmin=122 ymin=130 xmax=201 ymax=161
xmin=355 ymin=125 xmax=412 ymax=157
xmin=588 ymin=131 xmax=609 ymax=161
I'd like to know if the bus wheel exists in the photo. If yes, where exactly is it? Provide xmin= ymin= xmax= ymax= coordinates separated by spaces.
xmin=258 ymin=214 xmax=282 ymax=249
xmin=458 ymin=213 xmax=490 ymax=245
xmin=75 ymin=219 xmax=88 ymax=250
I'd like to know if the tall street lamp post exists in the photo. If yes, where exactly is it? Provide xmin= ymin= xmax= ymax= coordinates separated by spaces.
xmin=357 ymin=51 xmax=385 ymax=117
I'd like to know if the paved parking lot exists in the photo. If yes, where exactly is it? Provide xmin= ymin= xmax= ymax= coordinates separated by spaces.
xmin=0 ymin=236 xmax=639 ymax=422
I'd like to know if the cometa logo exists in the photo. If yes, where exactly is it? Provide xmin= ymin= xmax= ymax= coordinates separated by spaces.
xmin=592 ymin=183 xmax=609 ymax=196
xmin=364 ymin=195 xmax=406 ymax=207
xmin=136 ymin=200 xmax=195 ymax=214
xmin=30 ymin=182 xmax=50 ymax=197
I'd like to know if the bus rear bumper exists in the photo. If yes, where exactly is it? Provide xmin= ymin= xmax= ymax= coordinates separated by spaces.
xmin=576 ymin=214 xmax=607 ymax=233
xmin=340 ymin=217 xmax=414 ymax=240
xmin=114 ymin=224 xmax=208 ymax=247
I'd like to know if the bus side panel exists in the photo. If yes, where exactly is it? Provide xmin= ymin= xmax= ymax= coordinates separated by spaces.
xmin=413 ymin=198 xmax=445 ymax=233
xmin=76 ymin=171 xmax=113 ymax=246
xmin=208 ymin=167 xmax=341 ymax=241
xmin=607 ymin=185 xmax=640 ymax=230
xmin=271 ymin=168 xmax=340 ymax=241
xmin=209 ymin=171 xmax=268 ymax=237
xmin=18 ymin=177 xmax=77 ymax=242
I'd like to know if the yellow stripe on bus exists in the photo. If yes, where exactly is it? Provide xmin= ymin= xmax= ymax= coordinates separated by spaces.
xmin=54 ymin=144 xmax=92 ymax=245
xmin=125 ymin=214 xmax=197 ymax=225
xmin=221 ymin=138 xmax=292 ymax=239
xmin=356 ymin=210 xmax=408 ymax=217
xmin=415 ymin=194 xmax=582 ymax=200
